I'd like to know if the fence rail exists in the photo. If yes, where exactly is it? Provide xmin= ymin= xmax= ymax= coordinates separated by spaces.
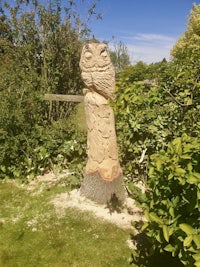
xmin=44 ymin=94 xmax=84 ymax=102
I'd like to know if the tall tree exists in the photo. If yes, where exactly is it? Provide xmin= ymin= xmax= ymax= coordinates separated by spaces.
xmin=0 ymin=0 xmax=101 ymax=178
xmin=168 ymin=3 xmax=200 ymax=109
xmin=110 ymin=41 xmax=131 ymax=73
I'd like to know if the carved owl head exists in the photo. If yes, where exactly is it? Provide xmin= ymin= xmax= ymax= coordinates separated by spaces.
xmin=79 ymin=43 xmax=112 ymax=72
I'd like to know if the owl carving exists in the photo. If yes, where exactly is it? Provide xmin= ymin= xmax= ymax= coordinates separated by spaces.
xmin=79 ymin=43 xmax=115 ymax=100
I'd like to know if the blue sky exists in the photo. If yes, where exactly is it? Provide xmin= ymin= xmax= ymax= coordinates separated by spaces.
xmin=3 ymin=0 xmax=200 ymax=63
xmin=86 ymin=0 xmax=200 ymax=63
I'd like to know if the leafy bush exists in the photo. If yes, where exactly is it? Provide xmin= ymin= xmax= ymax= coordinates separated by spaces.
xmin=0 ymin=52 xmax=87 ymax=180
xmin=0 ymin=70 xmax=47 ymax=179
xmin=0 ymin=0 xmax=93 ymax=182
xmin=113 ymin=7 xmax=200 ymax=265
xmin=113 ymin=62 xmax=200 ymax=193
xmin=0 ymin=91 xmax=87 ymax=180
xmin=113 ymin=79 xmax=177 ymax=183
xmin=135 ymin=134 xmax=200 ymax=267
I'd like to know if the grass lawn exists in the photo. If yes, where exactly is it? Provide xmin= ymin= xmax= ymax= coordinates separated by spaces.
xmin=0 ymin=179 xmax=132 ymax=267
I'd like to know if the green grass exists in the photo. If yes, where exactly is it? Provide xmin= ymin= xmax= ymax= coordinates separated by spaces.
xmin=0 ymin=180 xmax=132 ymax=267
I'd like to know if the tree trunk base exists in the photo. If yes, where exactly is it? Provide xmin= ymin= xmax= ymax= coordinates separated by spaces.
xmin=80 ymin=172 xmax=126 ymax=205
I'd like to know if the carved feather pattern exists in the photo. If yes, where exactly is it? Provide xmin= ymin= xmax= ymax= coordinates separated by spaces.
xmin=79 ymin=43 xmax=115 ymax=100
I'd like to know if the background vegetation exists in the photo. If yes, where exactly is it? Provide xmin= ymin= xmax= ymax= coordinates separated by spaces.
xmin=0 ymin=0 xmax=200 ymax=266
xmin=112 ymin=4 xmax=200 ymax=266
xmin=0 ymin=0 xmax=89 ymax=180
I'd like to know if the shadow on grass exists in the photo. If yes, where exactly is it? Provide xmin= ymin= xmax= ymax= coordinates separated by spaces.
xmin=130 ymin=232 xmax=184 ymax=267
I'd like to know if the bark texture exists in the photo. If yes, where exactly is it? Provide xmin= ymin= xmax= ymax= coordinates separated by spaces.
xmin=80 ymin=172 xmax=126 ymax=204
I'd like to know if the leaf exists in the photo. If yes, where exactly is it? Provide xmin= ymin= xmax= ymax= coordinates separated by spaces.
xmin=187 ymin=175 xmax=199 ymax=184
xmin=149 ymin=166 xmax=154 ymax=176
xmin=172 ymin=196 xmax=180 ymax=206
xmin=149 ymin=212 xmax=163 ymax=225
xmin=194 ymin=172 xmax=200 ymax=180
xmin=193 ymin=254 xmax=200 ymax=262
xmin=141 ymin=222 xmax=149 ymax=231
xmin=164 ymin=244 xmax=176 ymax=252
xmin=174 ymin=137 xmax=182 ymax=155
xmin=186 ymin=97 xmax=193 ymax=106
xmin=181 ymin=154 xmax=191 ymax=160
xmin=0 ymin=165 xmax=6 ymax=173
xmin=179 ymin=223 xmax=195 ymax=235
xmin=177 ymin=71 xmax=185 ymax=79
xmin=187 ymin=162 xmax=193 ymax=171
xmin=162 ymin=225 xmax=169 ymax=242
xmin=144 ymin=210 xmax=150 ymax=221
xmin=13 ymin=169 xmax=21 ymax=177
xmin=178 ymin=177 xmax=186 ymax=185
xmin=156 ymin=159 xmax=162 ymax=171
xmin=194 ymin=260 xmax=200 ymax=267
xmin=193 ymin=235 xmax=200 ymax=249
xmin=155 ymin=230 xmax=162 ymax=243
xmin=183 ymin=235 xmax=193 ymax=247
xmin=175 ymin=167 xmax=186 ymax=176
xmin=197 ymin=190 xmax=200 ymax=200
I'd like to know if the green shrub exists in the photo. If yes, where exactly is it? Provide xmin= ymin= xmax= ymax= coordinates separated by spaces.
xmin=0 ymin=85 xmax=87 ymax=180
xmin=113 ymin=65 xmax=200 ymax=190
xmin=113 ymin=80 xmax=175 ymax=183
xmin=135 ymin=134 xmax=200 ymax=266
xmin=0 ymin=0 xmax=91 ymax=181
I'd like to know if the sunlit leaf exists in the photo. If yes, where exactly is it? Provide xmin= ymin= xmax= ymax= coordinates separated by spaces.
xmin=175 ymin=167 xmax=186 ymax=176
xmin=149 ymin=212 xmax=163 ymax=225
xmin=179 ymin=223 xmax=195 ymax=235
xmin=193 ymin=254 xmax=200 ymax=262
xmin=164 ymin=244 xmax=176 ymax=252
xmin=162 ymin=225 xmax=169 ymax=242
xmin=183 ymin=235 xmax=193 ymax=247
xmin=193 ymin=235 xmax=200 ymax=249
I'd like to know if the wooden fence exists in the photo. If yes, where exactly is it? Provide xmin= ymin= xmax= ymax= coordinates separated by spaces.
xmin=44 ymin=94 xmax=84 ymax=103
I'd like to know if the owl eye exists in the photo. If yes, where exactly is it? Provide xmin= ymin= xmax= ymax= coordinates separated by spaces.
xmin=100 ymin=48 xmax=108 ymax=58
xmin=85 ymin=51 xmax=92 ymax=59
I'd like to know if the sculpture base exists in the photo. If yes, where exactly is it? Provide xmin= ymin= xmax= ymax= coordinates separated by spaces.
xmin=80 ymin=172 xmax=126 ymax=205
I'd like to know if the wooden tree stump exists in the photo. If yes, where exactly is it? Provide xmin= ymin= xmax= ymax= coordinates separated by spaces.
xmin=79 ymin=43 xmax=126 ymax=204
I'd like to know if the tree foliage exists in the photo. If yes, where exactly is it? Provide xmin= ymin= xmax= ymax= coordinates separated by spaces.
xmin=0 ymin=0 xmax=100 ymax=179
xmin=111 ymin=4 xmax=200 ymax=266
xmin=110 ymin=41 xmax=131 ymax=73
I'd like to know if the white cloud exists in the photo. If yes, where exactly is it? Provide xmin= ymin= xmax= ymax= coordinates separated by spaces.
xmin=133 ymin=33 xmax=175 ymax=43
xmin=117 ymin=33 xmax=178 ymax=64
xmin=127 ymin=44 xmax=170 ymax=64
